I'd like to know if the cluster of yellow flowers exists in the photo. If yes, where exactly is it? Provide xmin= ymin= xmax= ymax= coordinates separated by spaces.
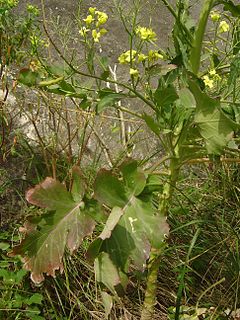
xmin=210 ymin=11 xmax=230 ymax=33
xmin=117 ymin=25 xmax=163 ymax=77
xmin=203 ymin=69 xmax=221 ymax=89
xmin=136 ymin=26 xmax=157 ymax=42
xmin=118 ymin=48 xmax=163 ymax=78
xmin=79 ymin=7 xmax=108 ymax=42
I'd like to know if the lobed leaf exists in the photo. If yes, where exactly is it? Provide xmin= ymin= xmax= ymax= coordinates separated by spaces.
xmin=11 ymin=177 xmax=96 ymax=284
xmin=94 ymin=169 xmax=128 ymax=207
xmin=91 ymin=166 xmax=169 ymax=294
xmin=189 ymin=81 xmax=238 ymax=154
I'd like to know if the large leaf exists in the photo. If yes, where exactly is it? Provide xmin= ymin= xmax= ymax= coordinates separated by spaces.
xmin=154 ymin=85 xmax=179 ymax=109
xmin=91 ymin=166 xmax=169 ymax=293
xmin=11 ymin=177 xmax=96 ymax=284
xmin=117 ymin=198 xmax=169 ymax=269
xmin=189 ymin=81 xmax=237 ymax=154
xmin=95 ymin=252 xmax=125 ymax=296
xmin=120 ymin=159 xmax=147 ymax=196
xmin=94 ymin=169 xmax=128 ymax=207
xmin=94 ymin=198 xmax=169 ymax=279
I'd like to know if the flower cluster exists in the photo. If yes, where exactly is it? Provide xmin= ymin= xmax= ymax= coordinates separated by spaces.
xmin=136 ymin=26 xmax=157 ymax=42
xmin=118 ymin=50 xmax=137 ymax=64
xmin=79 ymin=7 xmax=108 ymax=43
xmin=118 ymin=49 xmax=164 ymax=77
xmin=210 ymin=11 xmax=230 ymax=34
xmin=210 ymin=11 xmax=221 ymax=22
xmin=118 ymin=49 xmax=163 ymax=64
xmin=203 ymin=69 xmax=221 ymax=89
xmin=218 ymin=20 xmax=230 ymax=33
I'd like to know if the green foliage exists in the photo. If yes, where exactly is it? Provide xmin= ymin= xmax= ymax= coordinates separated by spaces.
xmin=0 ymin=229 xmax=45 ymax=320
xmin=0 ymin=1 xmax=39 ymax=66
xmin=4 ymin=0 xmax=240 ymax=318
xmin=189 ymin=80 xmax=238 ymax=154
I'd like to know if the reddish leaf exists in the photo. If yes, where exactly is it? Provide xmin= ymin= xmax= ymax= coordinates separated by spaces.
xmin=11 ymin=177 xmax=96 ymax=284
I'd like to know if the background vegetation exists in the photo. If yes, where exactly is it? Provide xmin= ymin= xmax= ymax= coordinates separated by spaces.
xmin=0 ymin=0 xmax=240 ymax=319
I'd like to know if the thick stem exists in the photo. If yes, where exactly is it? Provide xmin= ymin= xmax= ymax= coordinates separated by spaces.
xmin=141 ymin=157 xmax=180 ymax=320
xmin=190 ymin=0 xmax=215 ymax=74
xmin=140 ymin=247 xmax=165 ymax=320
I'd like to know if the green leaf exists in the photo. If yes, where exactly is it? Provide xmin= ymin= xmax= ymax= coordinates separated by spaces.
xmin=120 ymin=159 xmax=147 ymax=196
xmin=98 ymin=198 xmax=169 ymax=277
xmin=143 ymin=174 xmax=163 ymax=193
xmin=119 ymin=198 xmax=169 ymax=260
xmin=94 ymin=169 xmax=128 ymax=207
xmin=11 ymin=178 xmax=96 ymax=284
xmin=15 ymin=269 xmax=28 ymax=283
xmin=79 ymin=97 xmax=91 ymax=110
xmin=142 ymin=113 xmax=160 ymax=136
xmin=97 ymin=89 xmax=126 ymax=112
xmin=94 ymin=252 xmax=123 ymax=295
xmin=26 ymin=293 xmax=43 ymax=305
xmin=154 ymin=85 xmax=179 ymax=109
xmin=218 ymin=0 xmax=240 ymax=17
xmin=44 ymin=80 xmax=87 ymax=98
xmin=145 ymin=63 xmax=177 ymax=76
xmin=101 ymin=291 xmax=113 ymax=317
xmin=91 ymin=169 xmax=169 ymax=294
xmin=0 ymin=242 xmax=10 ymax=251
xmin=45 ymin=64 xmax=71 ymax=77
xmin=90 ymin=166 xmax=169 ymax=295
xmin=228 ymin=54 xmax=240 ymax=86
xmin=189 ymin=81 xmax=238 ymax=154
xmin=18 ymin=69 xmax=40 ymax=87
xmin=178 ymin=88 xmax=196 ymax=109
xmin=71 ymin=166 xmax=86 ymax=202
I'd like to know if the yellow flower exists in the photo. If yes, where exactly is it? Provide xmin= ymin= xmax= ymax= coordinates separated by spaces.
xmin=89 ymin=7 xmax=96 ymax=15
xmin=92 ymin=29 xmax=101 ymax=42
xmin=203 ymin=75 xmax=214 ymax=88
xmin=210 ymin=11 xmax=221 ymax=22
xmin=130 ymin=68 xmax=139 ymax=77
xmin=118 ymin=50 xmax=137 ymax=64
xmin=218 ymin=21 xmax=230 ymax=33
xmin=136 ymin=26 xmax=157 ymax=41
xmin=100 ymin=28 xmax=108 ymax=35
xmin=79 ymin=27 xmax=89 ymax=36
xmin=84 ymin=15 xmax=94 ymax=25
xmin=148 ymin=50 xmax=163 ymax=62
xmin=138 ymin=53 xmax=148 ymax=62
xmin=209 ymin=69 xmax=216 ymax=76
xmin=96 ymin=11 xmax=108 ymax=26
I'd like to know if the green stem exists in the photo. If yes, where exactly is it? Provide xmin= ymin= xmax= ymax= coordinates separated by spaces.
xmin=190 ymin=0 xmax=215 ymax=74
xmin=141 ymin=157 xmax=180 ymax=320
xmin=160 ymin=0 xmax=193 ymax=46
xmin=140 ymin=246 xmax=165 ymax=320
